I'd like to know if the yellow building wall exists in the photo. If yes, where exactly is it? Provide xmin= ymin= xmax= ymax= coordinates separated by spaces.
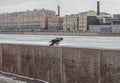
xmin=78 ymin=10 xmax=96 ymax=32
xmin=87 ymin=10 xmax=96 ymax=16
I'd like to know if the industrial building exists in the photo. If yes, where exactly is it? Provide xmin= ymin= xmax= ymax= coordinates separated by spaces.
xmin=89 ymin=25 xmax=120 ymax=32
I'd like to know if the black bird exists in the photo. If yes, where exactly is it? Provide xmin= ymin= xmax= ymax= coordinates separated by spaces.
xmin=49 ymin=37 xmax=63 ymax=46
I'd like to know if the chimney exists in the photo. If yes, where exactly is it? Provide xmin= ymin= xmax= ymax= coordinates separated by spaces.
xmin=97 ymin=1 xmax=100 ymax=16
xmin=58 ymin=5 xmax=60 ymax=16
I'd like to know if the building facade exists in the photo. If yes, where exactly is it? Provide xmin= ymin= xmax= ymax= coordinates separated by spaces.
xmin=0 ymin=9 xmax=56 ymax=30
xmin=0 ymin=13 xmax=18 ymax=28
xmin=78 ymin=10 xmax=96 ymax=32
xmin=112 ymin=14 xmax=120 ymax=24
xmin=97 ymin=12 xmax=113 ymax=24
xmin=113 ymin=14 xmax=120 ymax=20
xmin=89 ymin=25 xmax=120 ymax=32
xmin=47 ymin=16 xmax=63 ymax=31
xmin=62 ymin=14 xmax=79 ymax=32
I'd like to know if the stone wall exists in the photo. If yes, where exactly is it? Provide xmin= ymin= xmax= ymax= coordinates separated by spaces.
xmin=101 ymin=50 xmax=120 ymax=83
xmin=0 ymin=44 xmax=120 ymax=83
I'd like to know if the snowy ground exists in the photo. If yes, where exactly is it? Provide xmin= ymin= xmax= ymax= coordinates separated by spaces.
xmin=0 ymin=74 xmax=26 ymax=83
xmin=0 ymin=72 xmax=47 ymax=83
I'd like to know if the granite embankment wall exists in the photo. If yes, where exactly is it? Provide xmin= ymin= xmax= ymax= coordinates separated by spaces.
xmin=1 ymin=32 xmax=120 ymax=36
xmin=0 ymin=44 xmax=120 ymax=83
xmin=0 ymin=32 xmax=97 ymax=36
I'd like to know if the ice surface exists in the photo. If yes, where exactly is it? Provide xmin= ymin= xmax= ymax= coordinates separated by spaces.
xmin=0 ymin=34 xmax=120 ymax=49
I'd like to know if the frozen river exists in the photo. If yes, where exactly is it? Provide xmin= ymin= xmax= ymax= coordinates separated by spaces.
xmin=0 ymin=34 xmax=120 ymax=49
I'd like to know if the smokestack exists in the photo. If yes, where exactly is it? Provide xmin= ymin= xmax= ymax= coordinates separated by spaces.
xmin=58 ymin=5 xmax=60 ymax=16
xmin=97 ymin=1 xmax=100 ymax=16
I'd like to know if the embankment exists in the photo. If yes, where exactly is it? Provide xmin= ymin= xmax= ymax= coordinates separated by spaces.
xmin=0 ymin=44 xmax=120 ymax=83
xmin=1 ymin=32 xmax=120 ymax=36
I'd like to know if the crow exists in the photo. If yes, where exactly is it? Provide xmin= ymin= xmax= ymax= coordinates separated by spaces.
xmin=49 ymin=37 xmax=63 ymax=46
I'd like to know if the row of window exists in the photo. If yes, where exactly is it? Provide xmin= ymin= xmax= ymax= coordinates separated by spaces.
xmin=0 ymin=28 xmax=43 ymax=32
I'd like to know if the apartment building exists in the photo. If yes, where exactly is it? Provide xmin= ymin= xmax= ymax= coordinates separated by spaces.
xmin=62 ymin=14 xmax=79 ymax=32
xmin=47 ymin=16 xmax=63 ymax=31
xmin=0 ymin=13 xmax=18 ymax=28
xmin=78 ymin=10 xmax=96 ymax=32
xmin=0 ymin=9 xmax=56 ymax=29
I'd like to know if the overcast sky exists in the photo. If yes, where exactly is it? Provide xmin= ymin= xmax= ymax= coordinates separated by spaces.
xmin=0 ymin=0 xmax=120 ymax=16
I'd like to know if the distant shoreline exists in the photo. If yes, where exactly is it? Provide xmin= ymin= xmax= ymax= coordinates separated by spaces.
xmin=0 ymin=32 xmax=120 ymax=36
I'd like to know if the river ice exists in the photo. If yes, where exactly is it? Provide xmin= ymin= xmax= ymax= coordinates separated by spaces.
xmin=0 ymin=34 xmax=120 ymax=49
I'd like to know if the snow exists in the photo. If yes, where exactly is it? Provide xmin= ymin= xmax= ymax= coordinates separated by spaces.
xmin=0 ymin=34 xmax=120 ymax=49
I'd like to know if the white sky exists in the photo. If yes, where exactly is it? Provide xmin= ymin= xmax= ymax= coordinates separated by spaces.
xmin=0 ymin=0 xmax=120 ymax=16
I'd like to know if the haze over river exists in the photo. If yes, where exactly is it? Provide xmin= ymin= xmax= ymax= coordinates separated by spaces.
xmin=0 ymin=34 xmax=120 ymax=49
